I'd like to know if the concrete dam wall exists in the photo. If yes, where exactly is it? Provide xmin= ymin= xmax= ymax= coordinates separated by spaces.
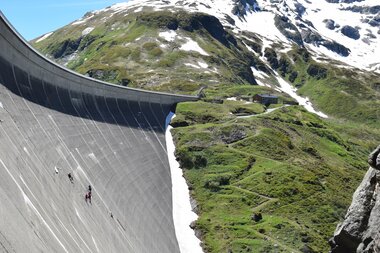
xmin=0 ymin=12 xmax=197 ymax=253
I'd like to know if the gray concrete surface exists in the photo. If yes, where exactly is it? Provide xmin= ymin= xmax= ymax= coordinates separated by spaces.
xmin=0 ymin=12 xmax=197 ymax=253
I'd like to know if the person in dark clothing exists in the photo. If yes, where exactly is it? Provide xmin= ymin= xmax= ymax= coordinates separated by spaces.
xmin=88 ymin=185 xmax=92 ymax=192
xmin=68 ymin=173 xmax=74 ymax=183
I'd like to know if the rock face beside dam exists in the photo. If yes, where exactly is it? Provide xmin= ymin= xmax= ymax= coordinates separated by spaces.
xmin=330 ymin=146 xmax=380 ymax=253
xmin=0 ymin=12 xmax=197 ymax=253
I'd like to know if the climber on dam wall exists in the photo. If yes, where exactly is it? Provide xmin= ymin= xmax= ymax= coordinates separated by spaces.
xmin=85 ymin=185 xmax=92 ymax=204
xmin=68 ymin=173 xmax=74 ymax=183
xmin=85 ymin=191 xmax=92 ymax=204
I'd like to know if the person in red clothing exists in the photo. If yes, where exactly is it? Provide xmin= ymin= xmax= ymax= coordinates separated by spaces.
xmin=85 ymin=191 xmax=92 ymax=204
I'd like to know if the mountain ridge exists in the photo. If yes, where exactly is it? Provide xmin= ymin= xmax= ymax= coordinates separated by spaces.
xmin=31 ymin=0 xmax=380 ymax=123
xmin=37 ymin=0 xmax=379 ymax=72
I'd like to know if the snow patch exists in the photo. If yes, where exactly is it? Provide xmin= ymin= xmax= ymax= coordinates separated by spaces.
xmin=159 ymin=30 xmax=177 ymax=42
xmin=256 ymin=79 xmax=270 ymax=87
xmin=184 ymin=61 xmax=209 ymax=69
xmin=244 ymin=42 xmax=258 ymax=55
xmin=295 ymin=0 xmax=380 ymax=71
xmin=180 ymin=38 xmax=209 ymax=56
xmin=236 ymin=11 xmax=290 ymax=44
xmin=36 ymin=32 xmax=53 ymax=43
xmin=251 ymin=66 xmax=269 ymax=79
xmin=82 ymin=27 xmax=94 ymax=36
xmin=251 ymin=67 xmax=270 ymax=87
xmin=165 ymin=113 xmax=204 ymax=253
xmin=184 ymin=63 xmax=201 ymax=69
xmin=275 ymin=75 xmax=328 ymax=118
xmin=134 ymin=6 xmax=143 ymax=13
xmin=198 ymin=61 xmax=209 ymax=68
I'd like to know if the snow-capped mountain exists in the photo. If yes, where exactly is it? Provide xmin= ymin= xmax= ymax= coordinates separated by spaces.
xmin=66 ymin=0 xmax=380 ymax=73
xmin=32 ymin=0 xmax=380 ymax=122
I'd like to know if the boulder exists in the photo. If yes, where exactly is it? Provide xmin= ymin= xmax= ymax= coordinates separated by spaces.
xmin=341 ymin=25 xmax=360 ymax=40
xmin=251 ymin=212 xmax=262 ymax=222
xmin=330 ymin=145 xmax=380 ymax=252
xmin=323 ymin=19 xmax=339 ymax=30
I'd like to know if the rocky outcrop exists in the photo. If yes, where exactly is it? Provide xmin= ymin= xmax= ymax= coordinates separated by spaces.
xmin=232 ymin=0 xmax=260 ymax=16
xmin=138 ymin=11 xmax=238 ymax=47
xmin=341 ymin=25 xmax=361 ymax=40
xmin=85 ymin=69 xmax=118 ymax=82
xmin=325 ymin=0 xmax=365 ymax=3
xmin=363 ymin=13 xmax=380 ymax=28
xmin=301 ymin=29 xmax=351 ymax=56
xmin=274 ymin=15 xmax=304 ymax=46
xmin=342 ymin=5 xmax=380 ymax=15
xmin=329 ymin=145 xmax=380 ymax=253
xmin=323 ymin=19 xmax=340 ymax=30
xmin=294 ymin=3 xmax=306 ymax=17
xmin=47 ymin=37 xmax=82 ymax=59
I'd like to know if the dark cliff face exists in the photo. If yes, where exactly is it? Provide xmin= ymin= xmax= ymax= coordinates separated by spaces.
xmin=329 ymin=145 xmax=380 ymax=253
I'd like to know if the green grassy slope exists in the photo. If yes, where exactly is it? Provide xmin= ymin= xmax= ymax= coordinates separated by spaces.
xmin=32 ymin=10 xmax=264 ymax=93
xmin=172 ymin=97 xmax=380 ymax=253
xmin=266 ymin=47 xmax=380 ymax=125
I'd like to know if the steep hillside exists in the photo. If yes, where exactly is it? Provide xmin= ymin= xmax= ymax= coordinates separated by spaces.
xmin=32 ymin=9 xmax=260 ymax=92
xmin=30 ymin=0 xmax=380 ymax=252
xmin=171 ymin=88 xmax=380 ymax=253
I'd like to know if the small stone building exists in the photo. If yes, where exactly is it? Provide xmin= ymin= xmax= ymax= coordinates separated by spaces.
xmin=253 ymin=94 xmax=279 ymax=105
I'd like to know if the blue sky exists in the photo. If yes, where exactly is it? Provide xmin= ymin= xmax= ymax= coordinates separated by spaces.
xmin=0 ymin=0 xmax=127 ymax=40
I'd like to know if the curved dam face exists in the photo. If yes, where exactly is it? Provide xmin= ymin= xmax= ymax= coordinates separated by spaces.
xmin=0 ymin=13 xmax=197 ymax=253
